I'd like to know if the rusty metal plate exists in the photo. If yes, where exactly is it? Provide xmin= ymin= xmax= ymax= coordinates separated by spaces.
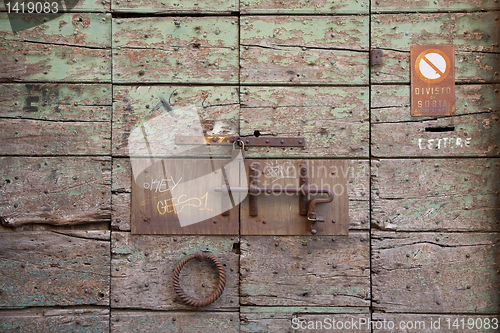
xmin=411 ymin=44 xmax=455 ymax=116
xmin=175 ymin=136 xmax=306 ymax=147
xmin=240 ymin=159 xmax=349 ymax=236
xmin=131 ymin=158 xmax=242 ymax=235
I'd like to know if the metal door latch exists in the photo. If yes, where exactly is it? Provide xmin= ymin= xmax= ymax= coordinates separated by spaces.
xmin=175 ymin=135 xmax=306 ymax=148
xmin=216 ymin=163 xmax=334 ymax=235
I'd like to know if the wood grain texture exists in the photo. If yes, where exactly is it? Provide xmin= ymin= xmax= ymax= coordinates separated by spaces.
xmin=0 ymin=83 xmax=112 ymax=120
xmin=241 ymin=0 xmax=369 ymax=14
xmin=0 ymin=13 xmax=111 ymax=82
xmin=112 ymin=17 xmax=238 ymax=84
xmin=372 ymin=85 xmax=500 ymax=158
xmin=240 ymin=86 xmax=369 ymax=158
xmin=0 ymin=308 xmax=109 ymax=333
xmin=0 ymin=231 xmax=110 ymax=308
xmin=0 ymin=157 xmax=111 ymax=228
xmin=240 ymin=233 xmax=370 ymax=307
xmin=372 ymin=232 xmax=500 ymax=313
xmin=110 ymin=0 xmax=238 ymax=13
xmin=372 ymin=159 xmax=500 ymax=232
xmin=111 ymin=233 xmax=239 ymax=311
xmin=371 ymin=12 xmax=500 ymax=84
xmin=0 ymin=0 xmax=111 ymax=12
xmin=111 ymin=158 xmax=369 ymax=232
xmin=111 ymin=311 xmax=239 ymax=332
xmin=112 ymin=85 xmax=239 ymax=157
xmin=241 ymin=307 xmax=370 ymax=333
xmin=372 ymin=313 xmax=500 ymax=332
xmin=372 ymin=0 xmax=500 ymax=13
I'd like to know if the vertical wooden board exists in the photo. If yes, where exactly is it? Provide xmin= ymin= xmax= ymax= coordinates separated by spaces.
xmin=0 ymin=0 xmax=111 ymax=12
xmin=372 ymin=159 xmax=500 ymax=232
xmin=0 ymin=231 xmax=110 ymax=308
xmin=240 ymin=86 xmax=369 ymax=158
xmin=371 ymin=84 xmax=500 ymax=123
xmin=240 ymin=159 xmax=349 ymax=236
xmin=371 ymin=12 xmax=500 ymax=84
xmin=371 ymin=159 xmax=500 ymax=232
xmin=112 ymin=17 xmax=238 ymax=84
xmin=112 ymin=85 xmax=239 ymax=157
xmin=111 ymin=233 xmax=239 ymax=311
xmin=240 ymin=307 xmax=370 ymax=332
xmin=0 ymin=119 xmax=111 ymax=155
xmin=111 ymin=158 xmax=131 ymax=231
xmin=111 ymin=312 xmax=239 ymax=332
xmin=372 ymin=0 xmax=500 ymax=13
xmin=347 ymin=160 xmax=369 ymax=230
xmin=0 ymin=13 xmax=111 ymax=47
xmin=372 ymin=232 xmax=500 ymax=313
xmin=372 ymin=313 xmax=500 ymax=332
xmin=240 ymin=16 xmax=369 ymax=50
xmin=0 ymin=157 xmax=111 ymax=228
xmin=240 ymin=234 xmax=370 ymax=306
xmin=111 ymin=0 xmax=238 ymax=13
xmin=241 ymin=0 xmax=370 ymax=14
xmin=0 ymin=309 xmax=109 ymax=333
xmin=0 ymin=83 xmax=111 ymax=121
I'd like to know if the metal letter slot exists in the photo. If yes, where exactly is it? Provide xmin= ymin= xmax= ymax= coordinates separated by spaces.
xmin=215 ymin=163 xmax=334 ymax=234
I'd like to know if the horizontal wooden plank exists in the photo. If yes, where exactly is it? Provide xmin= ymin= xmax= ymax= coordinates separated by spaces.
xmin=110 ymin=158 xmax=369 ymax=231
xmin=371 ymin=84 xmax=500 ymax=123
xmin=372 ymin=159 xmax=500 ymax=232
xmin=240 ymin=233 xmax=370 ymax=306
xmin=240 ymin=16 xmax=369 ymax=50
xmin=0 ymin=42 xmax=111 ymax=82
xmin=0 ymin=0 xmax=110 ymax=12
xmin=0 ymin=83 xmax=111 ymax=121
xmin=0 ymin=13 xmax=111 ymax=48
xmin=0 ymin=308 xmax=109 ymax=332
xmin=113 ymin=17 xmax=238 ymax=49
xmin=111 ymin=233 xmax=239 ymax=311
xmin=371 ymin=12 xmax=500 ymax=84
xmin=0 ymin=157 xmax=111 ymax=228
xmin=241 ymin=307 xmax=370 ymax=333
xmin=111 ymin=0 xmax=238 ymax=13
xmin=372 ymin=113 xmax=500 ymax=157
xmin=240 ymin=86 xmax=369 ymax=157
xmin=372 ymin=232 xmax=500 ymax=313
xmin=0 ymin=118 xmax=111 ymax=155
xmin=111 ymin=311 xmax=239 ymax=332
xmin=112 ymin=85 xmax=239 ymax=157
xmin=372 ymin=0 xmax=500 ymax=13
xmin=0 ymin=231 xmax=110 ymax=308
xmin=241 ymin=47 xmax=368 ymax=85
xmin=241 ymin=0 xmax=369 ymax=14
xmin=372 ymin=313 xmax=500 ymax=332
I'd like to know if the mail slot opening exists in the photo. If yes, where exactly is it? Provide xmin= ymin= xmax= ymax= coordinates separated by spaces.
xmin=425 ymin=126 xmax=455 ymax=133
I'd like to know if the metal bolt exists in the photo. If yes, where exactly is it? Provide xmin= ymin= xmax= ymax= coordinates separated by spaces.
xmin=331 ymin=33 xmax=336 ymax=37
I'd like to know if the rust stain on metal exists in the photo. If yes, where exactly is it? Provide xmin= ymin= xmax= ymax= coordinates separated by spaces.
xmin=411 ymin=44 xmax=455 ymax=116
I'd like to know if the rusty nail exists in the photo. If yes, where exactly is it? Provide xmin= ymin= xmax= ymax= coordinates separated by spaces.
xmin=298 ymin=140 xmax=302 ymax=144
xmin=265 ymin=139 xmax=270 ymax=143
xmin=213 ymin=220 xmax=217 ymax=224
xmin=280 ymin=140 xmax=284 ymax=144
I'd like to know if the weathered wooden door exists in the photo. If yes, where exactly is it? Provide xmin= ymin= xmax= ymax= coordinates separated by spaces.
xmin=0 ymin=0 xmax=498 ymax=332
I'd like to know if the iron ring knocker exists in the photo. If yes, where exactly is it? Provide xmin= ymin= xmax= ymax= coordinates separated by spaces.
xmin=173 ymin=251 xmax=226 ymax=307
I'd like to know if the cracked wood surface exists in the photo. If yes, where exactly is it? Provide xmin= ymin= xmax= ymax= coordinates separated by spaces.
xmin=240 ymin=233 xmax=370 ymax=307
xmin=371 ymin=12 xmax=500 ymax=84
xmin=111 ymin=233 xmax=239 ymax=311
xmin=372 ymin=232 xmax=500 ymax=314
xmin=110 ymin=0 xmax=238 ymax=13
xmin=0 ymin=13 xmax=111 ymax=82
xmin=0 ymin=157 xmax=111 ymax=228
xmin=240 ymin=0 xmax=370 ymax=14
xmin=240 ymin=86 xmax=369 ymax=158
xmin=0 ymin=231 xmax=110 ymax=308
xmin=111 ymin=311 xmax=239 ymax=332
xmin=372 ymin=84 xmax=500 ymax=157
xmin=371 ymin=159 xmax=500 ymax=232
xmin=372 ymin=0 xmax=500 ymax=13
xmin=0 ymin=0 xmax=111 ymax=12
xmin=112 ymin=85 xmax=239 ymax=157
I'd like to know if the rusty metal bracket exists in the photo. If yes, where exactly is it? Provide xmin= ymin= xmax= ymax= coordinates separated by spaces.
xmin=215 ymin=163 xmax=334 ymax=235
xmin=172 ymin=251 xmax=226 ymax=307
xmin=175 ymin=135 xmax=306 ymax=147
xmin=371 ymin=49 xmax=382 ymax=66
